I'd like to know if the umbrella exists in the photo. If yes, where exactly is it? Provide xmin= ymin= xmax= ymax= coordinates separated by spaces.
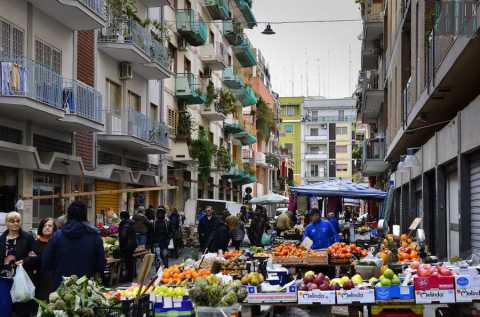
xmin=249 ymin=193 xmax=289 ymax=205
xmin=290 ymin=180 xmax=387 ymax=199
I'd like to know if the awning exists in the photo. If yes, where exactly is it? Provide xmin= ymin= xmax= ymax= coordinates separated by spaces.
xmin=249 ymin=192 xmax=289 ymax=205
xmin=291 ymin=180 xmax=387 ymax=200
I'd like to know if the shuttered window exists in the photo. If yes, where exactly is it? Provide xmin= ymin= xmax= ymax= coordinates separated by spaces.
xmin=35 ymin=39 xmax=61 ymax=73
xmin=168 ymin=108 xmax=177 ymax=137
xmin=0 ymin=19 xmax=24 ymax=58
xmin=106 ymin=79 xmax=121 ymax=115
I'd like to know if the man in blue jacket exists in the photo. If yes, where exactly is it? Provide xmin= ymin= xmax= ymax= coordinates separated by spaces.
xmin=303 ymin=208 xmax=337 ymax=250
xmin=43 ymin=201 xmax=106 ymax=289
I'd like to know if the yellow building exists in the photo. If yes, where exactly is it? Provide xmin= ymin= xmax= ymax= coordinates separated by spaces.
xmin=279 ymin=97 xmax=303 ymax=185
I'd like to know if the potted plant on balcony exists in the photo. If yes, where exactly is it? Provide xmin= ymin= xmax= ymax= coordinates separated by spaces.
xmin=255 ymin=98 xmax=275 ymax=142
xmin=204 ymin=80 xmax=217 ymax=111
xmin=215 ymin=145 xmax=232 ymax=171
xmin=189 ymin=128 xmax=216 ymax=182
xmin=217 ymin=89 xmax=237 ymax=115
xmin=177 ymin=111 xmax=194 ymax=142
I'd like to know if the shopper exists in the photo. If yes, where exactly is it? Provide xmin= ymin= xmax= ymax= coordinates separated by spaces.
xmin=239 ymin=206 xmax=248 ymax=223
xmin=118 ymin=211 xmax=137 ymax=282
xmin=169 ymin=208 xmax=182 ymax=258
xmin=0 ymin=211 xmax=35 ymax=317
xmin=303 ymin=208 xmax=337 ymax=250
xmin=226 ymin=215 xmax=245 ymax=250
xmin=43 ymin=201 xmax=106 ymax=289
xmin=24 ymin=217 xmax=56 ymax=304
xmin=198 ymin=206 xmax=217 ymax=251
xmin=133 ymin=207 xmax=150 ymax=246
xmin=152 ymin=209 xmax=172 ymax=269
xmin=249 ymin=207 xmax=268 ymax=246
xmin=207 ymin=216 xmax=230 ymax=253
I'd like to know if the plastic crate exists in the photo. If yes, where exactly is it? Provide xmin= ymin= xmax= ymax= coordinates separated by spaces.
xmin=96 ymin=294 xmax=152 ymax=317
xmin=371 ymin=304 xmax=423 ymax=316
xmin=194 ymin=305 xmax=239 ymax=317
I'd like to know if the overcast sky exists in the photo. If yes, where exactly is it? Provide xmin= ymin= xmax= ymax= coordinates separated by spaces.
xmin=245 ymin=0 xmax=362 ymax=99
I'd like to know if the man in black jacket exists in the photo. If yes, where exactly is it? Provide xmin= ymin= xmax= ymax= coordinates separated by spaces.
xmin=207 ymin=216 xmax=230 ymax=253
xmin=152 ymin=209 xmax=172 ymax=269
xmin=198 ymin=206 xmax=217 ymax=251
xmin=118 ymin=211 xmax=137 ymax=282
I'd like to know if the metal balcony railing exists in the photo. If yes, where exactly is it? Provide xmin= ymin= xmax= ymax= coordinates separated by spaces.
xmin=175 ymin=73 xmax=206 ymax=104
xmin=150 ymin=38 xmax=170 ymax=70
xmin=233 ymin=36 xmax=257 ymax=67
xmin=63 ymin=79 xmax=103 ymax=123
xmin=99 ymin=16 xmax=151 ymax=55
xmin=176 ymin=10 xmax=208 ymax=46
xmin=223 ymin=20 xmax=244 ymax=45
xmin=303 ymin=115 xmax=356 ymax=122
xmin=365 ymin=0 xmax=383 ymax=23
xmin=234 ymin=0 xmax=256 ymax=27
xmin=80 ymin=0 xmax=105 ymax=18
xmin=149 ymin=120 xmax=170 ymax=148
xmin=362 ymin=139 xmax=386 ymax=164
xmin=402 ymin=76 xmax=414 ymax=121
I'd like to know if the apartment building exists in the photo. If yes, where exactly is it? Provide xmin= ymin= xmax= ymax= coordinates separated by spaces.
xmin=279 ymin=97 xmax=303 ymax=185
xmin=357 ymin=0 xmax=480 ymax=258
xmin=162 ymin=0 xmax=260 ymax=209
xmin=301 ymin=97 xmax=356 ymax=184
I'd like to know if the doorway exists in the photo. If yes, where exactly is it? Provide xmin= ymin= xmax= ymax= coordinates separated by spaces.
xmin=447 ymin=169 xmax=460 ymax=258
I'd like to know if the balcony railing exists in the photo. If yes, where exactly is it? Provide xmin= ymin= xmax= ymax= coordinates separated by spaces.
xmin=233 ymin=36 xmax=257 ymax=67
xmin=364 ymin=0 xmax=383 ymax=23
xmin=175 ymin=73 xmax=206 ymax=105
xmin=149 ymin=120 xmax=170 ymax=148
xmin=127 ymin=110 xmax=168 ymax=147
xmin=303 ymin=115 xmax=356 ymax=123
xmin=204 ymin=0 xmax=230 ymax=20
xmin=223 ymin=20 xmax=244 ymax=45
xmin=402 ymin=76 xmax=414 ymax=121
xmin=222 ymin=67 xmax=244 ymax=89
xmin=199 ymin=42 xmax=228 ymax=68
xmin=63 ymin=80 xmax=103 ymax=123
xmin=80 ymin=0 xmax=105 ymax=18
xmin=176 ymin=10 xmax=208 ymax=46
xmin=233 ymin=85 xmax=257 ymax=106
xmin=99 ymin=16 xmax=151 ymax=54
xmin=0 ymin=57 xmax=103 ymax=122
xmin=362 ymin=139 xmax=386 ymax=163
xmin=150 ymin=38 xmax=170 ymax=70
xmin=234 ymin=0 xmax=256 ymax=28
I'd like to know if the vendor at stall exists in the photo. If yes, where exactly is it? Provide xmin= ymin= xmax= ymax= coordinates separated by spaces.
xmin=303 ymin=208 xmax=337 ymax=249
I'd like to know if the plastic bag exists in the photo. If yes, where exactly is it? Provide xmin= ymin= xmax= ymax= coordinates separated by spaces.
xmin=10 ymin=264 xmax=35 ymax=303
xmin=261 ymin=233 xmax=271 ymax=246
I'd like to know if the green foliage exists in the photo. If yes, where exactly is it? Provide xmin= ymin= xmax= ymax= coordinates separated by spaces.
xmin=177 ymin=111 xmax=193 ymax=141
xmin=215 ymin=145 xmax=232 ymax=171
xmin=218 ymin=89 xmax=237 ymax=115
xmin=255 ymin=98 xmax=275 ymax=142
xmin=190 ymin=129 xmax=216 ymax=182
xmin=204 ymin=81 xmax=217 ymax=111
xmin=352 ymin=146 xmax=362 ymax=159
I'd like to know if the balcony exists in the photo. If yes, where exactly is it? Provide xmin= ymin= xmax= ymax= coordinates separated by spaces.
xmin=362 ymin=139 xmax=387 ymax=175
xmin=223 ymin=67 xmax=244 ymax=89
xmin=139 ymin=0 xmax=170 ymax=7
xmin=175 ymin=73 xmax=206 ymax=105
xmin=233 ymin=131 xmax=257 ymax=145
xmin=304 ymin=152 xmax=328 ymax=160
xmin=204 ymin=0 xmax=230 ymax=20
xmin=232 ymin=86 xmax=257 ymax=106
xmin=199 ymin=42 xmax=228 ymax=70
xmin=29 ymin=0 xmax=105 ymax=30
xmin=360 ymin=70 xmax=383 ymax=123
xmin=223 ymin=20 xmax=244 ymax=45
xmin=232 ymin=0 xmax=257 ymax=28
xmin=176 ymin=10 xmax=208 ymax=46
xmin=361 ymin=1 xmax=383 ymax=70
xmin=233 ymin=37 xmax=257 ymax=67
xmin=201 ymin=101 xmax=227 ymax=121
xmin=303 ymin=116 xmax=356 ymax=123
xmin=143 ymin=38 xmax=171 ymax=79
xmin=304 ymin=134 xmax=328 ymax=142
xmin=99 ymin=110 xmax=169 ymax=154
xmin=402 ymin=77 xmax=414 ymax=120
xmin=0 ymin=57 xmax=103 ymax=132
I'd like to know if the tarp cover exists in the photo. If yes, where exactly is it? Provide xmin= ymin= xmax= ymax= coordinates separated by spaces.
xmin=249 ymin=193 xmax=289 ymax=204
xmin=291 ymin=180 xmax=387 ymax=200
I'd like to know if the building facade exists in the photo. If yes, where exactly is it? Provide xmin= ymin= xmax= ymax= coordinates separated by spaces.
xmin=0 ymin=0 xmax=270 ymax=229
xmin=357 ymin=0 xmax=480 ymax=258
xmin=301 ymin=97 xmax=356 ymax=184
xmin=279 ymin=97 xmax=303 ymax=185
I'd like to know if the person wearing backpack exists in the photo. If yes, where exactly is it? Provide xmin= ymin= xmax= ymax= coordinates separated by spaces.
xmin=118 ymin=211 xmax=137 ymax=282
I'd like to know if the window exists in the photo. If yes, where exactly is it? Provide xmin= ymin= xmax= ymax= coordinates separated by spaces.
xmin=311 ymin=110 xmax=318 ymax=121
xmin=310 ymin=128 xmax=319 ymax=136
xmin=35 ymin=39 xmax=61 ymax=73
xmin=0 ymin=19 xmax=24 ymax=58
xmin=209 ymin=30 xmax=214 ymax=44
xmin=168 ymin=108 xmax=178 ymax=136
xmin=284 ymin=124 xmax=293 ymax=133
xmin=184 ymin=57 xmax=191 ymax=73
xmin=310 ymin=164 xmax=319 ymax=177
xmin=308 ymin=144 xmax=326 ymax=153
xmin=168 ymin=42 xmax=177 ymax=73
xmin=150 ymin=103 xmax=158 ymax=124
xmin=338 ymin=110 xmax=345 ymax=121
xmin=335 ymin=145 xmax=348 ymax=153
xmin=336 ymin=164 xmax=348 ymax=172
xmin=128 ymin=92 xmax=141 ymax=112
xmin=336 ymin=127 xmax=347 ymax=135
xmin=284 ymin=106 xmax=295 ymax=116
xmin=105 ymin=79 xmax=121 ymax=115
xmin=284 ymin=143 xmax=293 ymax=158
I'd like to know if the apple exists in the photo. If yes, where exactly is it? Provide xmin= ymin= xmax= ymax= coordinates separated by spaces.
xmin=317 ymin=273 xmax=325 ymax=281
xmin=439 ymin=267 xmax=452 ymax=276
xmin=313 ymin=276 xmax=323 ymax=286
xmin=303 ymin=275 xmax=314 ymax=284
xmin=343 ymin=280 xmax=354 ymax=290
xmin=299 ymin=283 xmax=308 ymax=291
xmin=319 ymin=282 xmax=330 ymax=291
xmin=307 ymin=283 xmax=318 ymax=291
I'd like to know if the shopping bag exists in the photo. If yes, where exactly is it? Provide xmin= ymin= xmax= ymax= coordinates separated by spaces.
xmin=261 ymin=233 xmax=271 ymax=246
xmin=10 ymin=264 xmax=35 ymax=303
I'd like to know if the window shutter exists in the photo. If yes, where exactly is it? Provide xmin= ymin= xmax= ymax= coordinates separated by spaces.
xmin=12 ymin=27 xmax=23 ymax=58
xmin=52 ymin=49 xmax=61 ymax=74
xmin=0 ymin=21 xmax=11 ymax=58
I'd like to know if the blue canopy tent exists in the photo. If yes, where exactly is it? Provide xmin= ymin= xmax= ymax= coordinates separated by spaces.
xmin=290 ymin=180 xmax=387 ymax=200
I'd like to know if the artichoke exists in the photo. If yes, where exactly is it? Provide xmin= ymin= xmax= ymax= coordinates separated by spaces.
xmin=207 ymin=285 xmax=224 ymax=306
xmin=236 ymin=288 xmax=248 ymax=302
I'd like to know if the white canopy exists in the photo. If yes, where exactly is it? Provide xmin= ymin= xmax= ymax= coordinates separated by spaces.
xmin=249 ymin=193 xmax=289 ymax=205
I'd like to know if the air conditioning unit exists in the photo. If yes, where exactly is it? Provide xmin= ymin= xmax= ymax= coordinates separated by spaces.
xmin=178 ymin=38 xmax=187 ymax=51
xmin=119 ymin=62 xmax=133 ymax=80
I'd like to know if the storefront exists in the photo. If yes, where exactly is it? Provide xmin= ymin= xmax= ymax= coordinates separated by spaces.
xmin=0 ymin=167 xmax=17 ymax=213
xmin=95 ymin=180 xmax=120 ymax=214
xmin=32 ymin=172 xmax=64 ymax=228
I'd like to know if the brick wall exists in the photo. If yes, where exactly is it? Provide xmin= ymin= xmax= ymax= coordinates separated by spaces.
xmin=76 ymin=31 xmax=95 ymax=170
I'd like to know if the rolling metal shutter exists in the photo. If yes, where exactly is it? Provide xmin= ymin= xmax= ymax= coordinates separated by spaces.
xmin=471 ymin=155 xmax=480 ymax=253
xmin=95 ymin=180 xmax=120 ymax=213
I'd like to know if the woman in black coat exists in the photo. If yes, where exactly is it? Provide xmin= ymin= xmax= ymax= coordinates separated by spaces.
xmin=0 ymin=211 xmax=35 ymax=317
xmin=24 ymin=218 xmax=56 ymax=302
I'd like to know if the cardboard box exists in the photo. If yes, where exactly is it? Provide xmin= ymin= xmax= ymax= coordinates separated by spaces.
xmin=414 ymin=289 xmax=455 ymax=304
xmin=297 ymin=290 xmax=336 ymax=305
xmin=413 ymin=275 xmax=455 ymax=291
xmin=455 ymin=275 xmax=480 ymax=302
xmin=244 ymin=285 xmax=298 ymax=304
xmin=375 ymin=285 xmax=415 ymax=301
xmin=336 ymin=288 xmax=375 ymax=304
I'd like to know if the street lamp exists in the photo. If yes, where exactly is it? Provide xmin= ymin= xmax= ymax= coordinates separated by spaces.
xmin=262 ymin=23 xmax=276 ymax=35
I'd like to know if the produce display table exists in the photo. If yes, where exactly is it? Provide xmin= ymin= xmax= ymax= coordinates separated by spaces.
xmin=105 ymin=257 xmax=122 ymax=286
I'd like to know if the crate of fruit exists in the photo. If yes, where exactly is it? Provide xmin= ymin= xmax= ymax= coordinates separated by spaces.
xmin=303 ymin=250 xmax=329 ymax=265
xmin=272 ymin=256 xmax=303 ymax=265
